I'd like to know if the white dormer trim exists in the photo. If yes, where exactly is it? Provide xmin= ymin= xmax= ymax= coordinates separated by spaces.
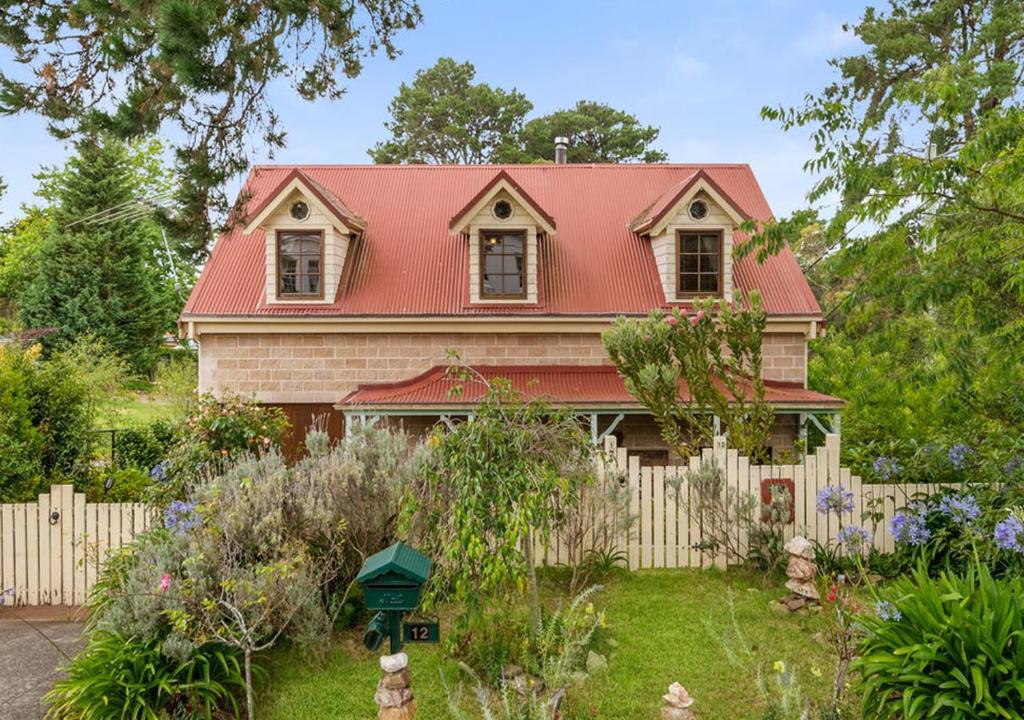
xmin=450 ymin=176 xmax=556 ymax=237
xmin=244 ymin=176 xmax=364 ymax=236
xmin=651 ymin=190 xmax=736 ymax=302
xmin=648 ymin=176 xmax=746 ymax=237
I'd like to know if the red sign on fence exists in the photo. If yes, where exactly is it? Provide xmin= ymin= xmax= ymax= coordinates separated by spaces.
xmin=761 ymin=477 xmax=796 ymax=523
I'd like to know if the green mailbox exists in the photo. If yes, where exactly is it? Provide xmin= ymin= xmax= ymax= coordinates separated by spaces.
xmin=356 ymin=542 xmax=433 ymax=654
xmin=357 ymin=541 xmax=431 ymax=611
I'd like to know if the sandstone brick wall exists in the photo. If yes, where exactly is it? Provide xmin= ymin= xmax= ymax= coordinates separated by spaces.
xmin=197 ymin=330 xmax=808 ymax=404
xmin=199 ymin=332 xmax=611 ymax=404
xmin=762 ymin=333 xmax=807 ymax=385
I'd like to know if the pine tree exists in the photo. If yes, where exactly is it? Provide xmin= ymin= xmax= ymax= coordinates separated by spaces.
xmin=17 ymin=139 xmax=176 ymax=375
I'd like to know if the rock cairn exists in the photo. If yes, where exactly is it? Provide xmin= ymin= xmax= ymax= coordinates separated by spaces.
xmin=661 ymin=682 xmax=695 ymax=720
xmin=781 ymin=535 xmax=819 ymax=611
xmin=375 ymin=652 xmax=415 ymax=720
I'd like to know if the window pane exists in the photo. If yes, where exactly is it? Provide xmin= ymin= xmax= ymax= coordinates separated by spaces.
xmin=682 ymin=254 xmax=699 ymax=273
xmin=701 ymin=273 xmax=719 ymax=292
xmin=703 ymin=253 xmax=719 ymax=273
xmin=502 ymin=274 xmax=523 ymax=293
xmin=485 ymin=254 xmax=503 ymax=274
xmin=680 ymin=273 xmax=700 ymax=292
xmin=302 ymin=274 xmax=321 ymax=294
xmin=502 ymin=234 xmax=523 ymax=252
xmin=280 ymin=274 xmax=297 ymax=294
xmin=503 ymin=255 xmax=522 ymax=273
xmin=700 ymin=234 xmax=719 ymax=253
xmin=682 ymin=235 xmax=699 ymax=253
xmin=298 ymin=237 xmax=320 ymax=255
xmin=280 ymin=256 xmax=298 ymax=274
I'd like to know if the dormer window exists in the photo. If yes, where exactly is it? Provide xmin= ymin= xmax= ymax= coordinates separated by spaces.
xmin=277 ymin=230 xmax=323 ymax=298
xmin=677 ymin=230 xmax=722 ymax=297
xmin=481 ymin=231 xmax=526 ymax=299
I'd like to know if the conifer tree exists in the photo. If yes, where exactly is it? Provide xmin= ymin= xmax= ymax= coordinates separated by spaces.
xmin=17 ymin=138 xmax=176 ymax=375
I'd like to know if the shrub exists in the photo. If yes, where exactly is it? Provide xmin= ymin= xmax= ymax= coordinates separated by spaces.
xmin=85 ymin=467 xmax=151 ymax=502
xmin=113 ymin=425 xmax=166 ymax=471
xmin=45 ymin=633 xmax=252 ymax=720
xmin=88 ymin=430 xmax=421 ymax=720
xmin=150 ymin=393 xmax=290 ymax=504
xmin=0 ymin=343 xmax=94 ymax=501
xmin=888 ymin=484 xmax=1024 ymax=578
xmin=856 ymin=563 xmax=1024 ymax=718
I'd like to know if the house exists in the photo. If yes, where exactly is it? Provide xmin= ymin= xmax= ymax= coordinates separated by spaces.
xmin=180 ymin=155 xmax=843 ymax=461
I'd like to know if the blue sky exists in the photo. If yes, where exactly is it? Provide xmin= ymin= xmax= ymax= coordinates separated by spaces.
xmin=0 ymin=0 xmax=868 ymax=221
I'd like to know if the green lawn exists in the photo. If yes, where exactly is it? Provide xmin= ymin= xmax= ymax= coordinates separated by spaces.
xmin=261 ymin=569 xmax=835 ymax=720
xmin=94 ymin=388 xmax=180 ymax=428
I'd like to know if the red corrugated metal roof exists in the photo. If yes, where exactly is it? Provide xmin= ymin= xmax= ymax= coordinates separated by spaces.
xmin=183 ymin=164 xmax=821 ymax=318
xmin=340 ymin=365 xmax=844 ymax=409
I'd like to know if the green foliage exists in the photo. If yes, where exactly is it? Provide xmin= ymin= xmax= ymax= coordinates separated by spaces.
xmin=15 ymin=138 xmax=178 ymax=375
xmin=370 ymin=57 xmax=533 ymax=164
xmin=0 ymin=1 xmax=422 ymax=257
xmin=111 ymin=420 xmax=177 ymax=475
xmin=45 ymin=632 xmax=252 ymax=720
xmin=86 ymin=467 xmax=151 ymax=502
xmin=404 ymin=369 xmax=594 ymax=639
xmin=749 ymin=0 xmax=1024 ymax=469
xmin=0 ymin=207 xmax=51 ymax=303
xmin=155 ymin=393 xmax=290 ymax=501
xmin=0 ymin=343 xmax=94 ymax=501
xmin=603 ymin=295 xmax=774 ymax=459
xmin=510 ymin=100 xmax=667 ymax=163
xmin=369 ymin=59 xmax=668 ymax=166
xmin=856 ymin=562 xmax=1024 ymax=719
xmin=888 ymin=484 xmax=1024 ymax=579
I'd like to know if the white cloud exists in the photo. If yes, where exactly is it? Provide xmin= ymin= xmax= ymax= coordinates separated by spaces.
xmin=795 ymin=20 xmax=859 ymax=57
xmin=671 ymin=53 xmax=710 ymax=78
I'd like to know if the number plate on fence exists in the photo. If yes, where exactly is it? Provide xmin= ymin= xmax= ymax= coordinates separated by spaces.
xmin=403 ymin=621 xmax=440 ymax=644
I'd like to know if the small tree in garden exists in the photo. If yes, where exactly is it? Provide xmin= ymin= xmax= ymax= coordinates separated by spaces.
xmin=404 ymin=366 xmax=594 ymax=642
xmin=603 ymin=293 xmax=774 ymax=461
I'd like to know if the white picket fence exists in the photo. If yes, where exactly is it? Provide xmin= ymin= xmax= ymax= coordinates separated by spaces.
xmin=542 ymin=433 xmax=950 ymax=570
xmin=0 ymin=485 xmax=154 ymax=606
xmin=2 ymin=436 xmax=952 ymax=605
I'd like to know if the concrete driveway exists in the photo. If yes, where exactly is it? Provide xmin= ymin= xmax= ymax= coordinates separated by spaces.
xmin=0 ymin=608 xmax=83 ymax=720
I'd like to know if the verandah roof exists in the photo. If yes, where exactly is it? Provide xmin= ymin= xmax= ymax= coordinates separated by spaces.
xmin=338 ymin=365 xmax=845 ymax=412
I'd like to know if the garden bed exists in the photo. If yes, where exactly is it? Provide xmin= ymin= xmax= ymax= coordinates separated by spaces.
xmin=261 ymin=569 xmax=835 ymax=720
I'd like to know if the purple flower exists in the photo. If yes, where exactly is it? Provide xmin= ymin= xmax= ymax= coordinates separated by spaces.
xmin=837 ymin=525 xmax=871 ymax=553
xmin=938 ymin=494 xmax=980 ymax=526
xmin=947 ymin=444 xmax=970 ymax=470
xmin=994 ymin=516 xmax=1024 ymax=553
xmin=872 ymin=456 xmax=902 ymax=481
xmin=163 ymin=500 xmax=201 ymax=536
xmin=876 ymin=600 xmax=901 ymax=622
xmin=892 ymin=511 xmax=931 ymax=546
xmin=816 ymin=485 xmax=854 ymax=516
xmin=1005 ymin=457 xmax=1023 ymax=477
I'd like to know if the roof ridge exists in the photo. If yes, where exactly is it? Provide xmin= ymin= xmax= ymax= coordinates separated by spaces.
xmin=249 ymin=163 xmax=755 ymax=170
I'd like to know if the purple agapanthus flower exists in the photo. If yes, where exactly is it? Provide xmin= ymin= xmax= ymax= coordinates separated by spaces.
xmin=948 ymin=444 xmax=970 ymax=470
xmin=938 ymin=494 xmax=980 ymax=526
xmin=994 ymin=516 xmax=1024 ymax=553
xmin=892 ymin=511 xmax=931 ymax=546
xmin=872 ymin=456 xmax=902 ymax=481
xmin=817 ymin=485 xmax=855 ymax=516
xmin=163 ymin=500 xmax=201 ymax=536
xmin=837 ymin=525 xmax=871 ymax=553
xmin=876 ymin=600 xmax=902 ymax=622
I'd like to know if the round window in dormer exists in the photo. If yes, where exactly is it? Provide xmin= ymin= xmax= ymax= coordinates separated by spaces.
xmin=688 ymin=199 xmax=709 ymax=221
xmin=290 ymin=201 xmax=310 ymax=221
xmin=493 ymin=199 xmax=513 ymax=220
